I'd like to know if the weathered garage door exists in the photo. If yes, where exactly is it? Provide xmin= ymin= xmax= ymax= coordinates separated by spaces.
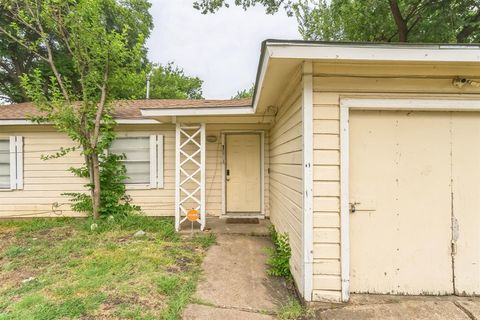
xmin=350 ymin=110 xmax=480 ymax=296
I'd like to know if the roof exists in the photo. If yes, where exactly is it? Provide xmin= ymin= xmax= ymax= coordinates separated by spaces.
xmin=0 ymin=98 xmax=252 ymax=120
xmin=252 ymin=39 xmax=480 ymax=112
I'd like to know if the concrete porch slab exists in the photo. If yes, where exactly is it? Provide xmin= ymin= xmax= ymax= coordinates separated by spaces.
xmin=179 ymin=216 xmax=271 ymax=236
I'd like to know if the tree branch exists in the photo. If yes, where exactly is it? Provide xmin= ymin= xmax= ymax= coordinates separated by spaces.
xmin=0 ymin=25 xmax=49 ymax=62
xmin=457 ymin=8 xmax=480 ymax=43
xmin=389 ymin=0 xmax=408 ymax=42
xmin=91 ymin=65 xmax=109 ymax=148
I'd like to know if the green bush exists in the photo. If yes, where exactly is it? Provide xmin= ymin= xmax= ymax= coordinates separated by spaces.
xmin=64 ymin=153 xmax=140 ymax=218
xmin=266 ymin=225 xmax=292 ymax=277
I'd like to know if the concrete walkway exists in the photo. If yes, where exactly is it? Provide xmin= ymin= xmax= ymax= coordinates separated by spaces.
xmin=183 ymin=229 xmax=292 ymax=319
xmin=314 ymin=295 xmax=480 ymax=320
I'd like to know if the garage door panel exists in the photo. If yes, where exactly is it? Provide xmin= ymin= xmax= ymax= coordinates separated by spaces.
xmin=350 ymin=111 xmax=399 ymax=293
xmin=350 ymin=111 xmax=453 ymax=294
xmin=452 ymin=113 xmax=480 ymax=295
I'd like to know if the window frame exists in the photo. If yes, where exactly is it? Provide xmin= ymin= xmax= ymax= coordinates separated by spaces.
xmin=110 ymin=134 xmax=164 ymax=190
xmin=0 ymin=136 xmax=23 ymax=191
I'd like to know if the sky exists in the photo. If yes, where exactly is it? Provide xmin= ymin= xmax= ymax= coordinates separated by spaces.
xmin=146 ymin=0 xmax=301 ymax=99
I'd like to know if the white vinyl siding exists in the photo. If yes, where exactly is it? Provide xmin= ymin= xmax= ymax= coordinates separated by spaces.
xmin=0 ymin=140 xmax=9 ymax=188
xmin=269 ymin=70 xmax=305 ymax=295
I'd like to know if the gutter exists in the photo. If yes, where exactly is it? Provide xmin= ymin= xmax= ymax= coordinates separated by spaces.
xmin=0 ymin=119 xmax=161 ymax=126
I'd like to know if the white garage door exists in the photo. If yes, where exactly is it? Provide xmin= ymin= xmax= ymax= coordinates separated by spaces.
xmin=350 ymin=110 xmax=480 ymax=296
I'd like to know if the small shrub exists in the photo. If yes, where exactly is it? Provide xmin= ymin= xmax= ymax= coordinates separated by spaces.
xmin=266 ymin=225 xmax=292 ymax=277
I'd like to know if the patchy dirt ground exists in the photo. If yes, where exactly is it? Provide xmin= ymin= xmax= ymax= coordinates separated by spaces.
xmin=0 ymin=217 xmax=215 ymax=320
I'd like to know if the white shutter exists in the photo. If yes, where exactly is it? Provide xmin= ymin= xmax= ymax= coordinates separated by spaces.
xmin=8 ymin=136 xmax=23 ymax=190
xmin=9 ymin=137 xmax=16 ymax=190
xmin=149 ymin=135 xmax=157 ymax=188
xmin=157 ymin=135 xmax=164 ymax=188
xmin=15 ymin=136 xmax=23 ymax=189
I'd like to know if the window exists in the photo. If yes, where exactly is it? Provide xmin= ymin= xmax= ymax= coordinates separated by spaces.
xmin=110 ymin=135 xmax=163 ymax=188
xmin=0 ymin=140 xmax=9 ymax=189
xmin=0 ymin=136 xmax=23 ymax=190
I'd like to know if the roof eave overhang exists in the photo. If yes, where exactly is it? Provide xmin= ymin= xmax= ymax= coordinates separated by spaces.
xmin=251 ymin=40 xmax=480 ymax=112
xmin=140 ymin=105 xmax=254 ymax=117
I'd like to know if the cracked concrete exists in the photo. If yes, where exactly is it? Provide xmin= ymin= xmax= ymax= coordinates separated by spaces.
xmin=314 ymin=295 xmax=480 ymax=320
xmin=182 ymin=233 xmax=291 ymax=319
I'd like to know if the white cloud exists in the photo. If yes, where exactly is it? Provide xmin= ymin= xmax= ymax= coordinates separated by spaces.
xmin=146 ymin=0 xmax=300 ymax=99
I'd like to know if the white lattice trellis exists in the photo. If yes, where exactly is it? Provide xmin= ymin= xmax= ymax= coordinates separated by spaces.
xmin=175 ymin=123 xmax=206 ymax=231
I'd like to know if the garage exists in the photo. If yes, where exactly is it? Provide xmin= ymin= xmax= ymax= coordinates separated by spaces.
xmin=349 ymin=110 xmax=480 ymax=296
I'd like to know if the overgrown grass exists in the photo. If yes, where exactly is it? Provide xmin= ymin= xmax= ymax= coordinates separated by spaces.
xmin=277 ymin=298 xmax=306 ymax=320
xmin=0 ymin=216 xmax=215 ymax=319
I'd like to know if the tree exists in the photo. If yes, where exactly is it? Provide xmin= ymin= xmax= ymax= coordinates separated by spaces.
xmin=231 ymin=84 xmax=254 ymax=99
xmin=193 ymin=0 xmax=480 ymax=43
xmin=109 ymin=62 xmax=203 ymax=100
xmin=0 ymin=0 xmax=148 ymax=218
xmin=0 ymin=0 xmax=153 ymax=103
xmin=295 ymin=0 xmax=480 ymax=43
xmin=147 ymin=63 xmax=203 ymax=100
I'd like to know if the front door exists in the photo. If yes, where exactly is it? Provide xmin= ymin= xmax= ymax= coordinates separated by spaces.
xmin=225 ymin=133 xmax=261 ymax=214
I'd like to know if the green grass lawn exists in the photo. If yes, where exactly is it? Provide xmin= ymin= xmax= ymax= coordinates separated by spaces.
xmin=0 ymin=216 xmax=215 ymax=320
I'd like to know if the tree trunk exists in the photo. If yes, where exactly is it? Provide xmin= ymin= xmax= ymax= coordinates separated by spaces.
xmin=91 ymin=153 xmax=101 ymax=219
xmin=457 ymin=10 xmax=480 ymax=43
xmin=389 ymin=0 xmax=408 ymax=42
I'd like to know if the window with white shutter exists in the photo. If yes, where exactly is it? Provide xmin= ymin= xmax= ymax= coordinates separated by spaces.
xmin=0 ymin=139 xmax=9 ymax=189
xmin=0 ymin=136 xmax=23 ymax=190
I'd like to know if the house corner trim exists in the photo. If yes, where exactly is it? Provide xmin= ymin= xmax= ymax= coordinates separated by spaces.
xmin=302 ymin=61 xmax=314 ymax=301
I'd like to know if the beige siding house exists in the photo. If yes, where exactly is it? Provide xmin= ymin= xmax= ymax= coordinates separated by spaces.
xmin=1 ymin=41 xmax=480 ymax=302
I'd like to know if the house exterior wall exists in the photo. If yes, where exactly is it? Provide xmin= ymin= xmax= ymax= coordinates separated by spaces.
xmin=268 ymin=68 xmax=305 ymax=293
xmin=0 ymin=123 xmax=269 ymax=218
xmin=311 ymin=61 xmax=480 ymax=302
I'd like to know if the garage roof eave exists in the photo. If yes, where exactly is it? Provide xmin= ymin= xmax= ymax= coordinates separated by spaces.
xmin=264 ymin=40 xmax=480 ymax=63
xmin=252 ymin=39 xmax=480 ymax=112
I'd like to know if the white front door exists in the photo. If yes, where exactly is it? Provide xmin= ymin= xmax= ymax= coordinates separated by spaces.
xmin=225 ymin=133 xmax=261 ymax=213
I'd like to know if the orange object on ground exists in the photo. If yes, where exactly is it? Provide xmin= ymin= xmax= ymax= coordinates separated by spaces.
xmin=187 ymin=209 xmax=199 ymax=222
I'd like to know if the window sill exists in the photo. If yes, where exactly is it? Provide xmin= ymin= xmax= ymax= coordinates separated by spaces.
xmin=125 ymin=184 xmax=151 ymax=190
xmin=125 ymin=184 xmax=164 ymax=190
xmin=0 ymin=188 xmax=14 ymax=192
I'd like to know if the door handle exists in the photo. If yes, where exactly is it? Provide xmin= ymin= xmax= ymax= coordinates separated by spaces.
xmin=226 ymin=169 xmax=230 ymax=181
xmin=349 ymin=202 xmax=361 ymax=213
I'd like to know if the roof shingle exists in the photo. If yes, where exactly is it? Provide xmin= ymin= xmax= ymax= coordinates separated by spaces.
xmin=0 ymin=98 xmax=252 ymax=120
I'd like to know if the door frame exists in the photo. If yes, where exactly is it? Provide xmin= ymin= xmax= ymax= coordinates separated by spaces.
xmin=221 ymin=130 xmax=265 ymax=218
xmin=339 ymin=96 xmax=480 ymax=302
